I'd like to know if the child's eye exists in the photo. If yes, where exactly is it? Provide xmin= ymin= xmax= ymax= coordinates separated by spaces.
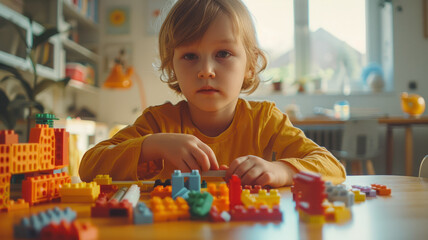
xmin=183 ymin=53 xmax=198 ymax=60
xmin=216 ymin=51 xmax=231 ymax=58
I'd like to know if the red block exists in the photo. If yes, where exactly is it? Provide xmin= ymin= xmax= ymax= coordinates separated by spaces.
xmin=54 ymin=129 xmax=69 ymax=167
xmin=228 ymin=174 xmax=242 ymax=208
xmin=40 ymin=220 xmax=98 ymax=240
xmin=0 ymin=130 xmax=18 ymax=145
xmin=230 ymin=205 xmax=282 ymax=221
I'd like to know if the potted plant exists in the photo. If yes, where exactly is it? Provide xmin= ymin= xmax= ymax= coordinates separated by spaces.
xmin=0 ymin=19 xmax=69 ymax=140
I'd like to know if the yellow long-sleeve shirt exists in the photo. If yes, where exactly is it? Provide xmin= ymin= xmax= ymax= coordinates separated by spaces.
xmin=79 ymin=98 xmax=346 ymax=184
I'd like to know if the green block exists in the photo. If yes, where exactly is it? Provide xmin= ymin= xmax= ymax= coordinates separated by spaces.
xmin=186 ymin=191 xmax=213 ymax=218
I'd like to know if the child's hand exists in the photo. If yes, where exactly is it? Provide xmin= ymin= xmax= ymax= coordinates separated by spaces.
xmin=142 ymin=133 xmax=219 ymax=172
xmin=224 ymin=155 xmax=294 ymax=187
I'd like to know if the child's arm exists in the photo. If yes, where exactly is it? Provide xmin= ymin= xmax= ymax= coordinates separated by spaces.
xmin=224 ymin=102 xmax=346 ymax=187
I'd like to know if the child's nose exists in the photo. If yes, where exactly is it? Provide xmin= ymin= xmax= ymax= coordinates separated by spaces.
xmin=198 ymin=59 xmax=216 ymax=79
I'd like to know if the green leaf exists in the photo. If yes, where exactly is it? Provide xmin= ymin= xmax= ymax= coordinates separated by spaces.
xmin=32 ymin=28 xmax=59 ymax=49
xmin=0 ymin=62 xmax=34 ymax=100
xmin=0 ymin=89 xmax=15 ymax=129
xmin=34 ymin=77 xmax=70 ymax=96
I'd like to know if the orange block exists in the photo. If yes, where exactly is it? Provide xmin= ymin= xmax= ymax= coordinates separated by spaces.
xmin=0 ymin=145 xmax=11 ymax=176
xmin=371 ymin=184 xmax=391 ymax=196
xmin=10 ymin=143 xmax=39 ymax=174
xmin=29 ymin=124 xmax=55 ymax=171
xmin=150 ymin=185 xmax=172 ymax=199
xmin=22 ymin=172 xmax=70 ymax=205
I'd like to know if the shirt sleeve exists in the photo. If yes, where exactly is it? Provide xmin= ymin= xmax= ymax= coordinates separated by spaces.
xmin=79 ymin=109 xmax=164 ymax=182
xmin=260 ymin=104 xmax=346 ymax=184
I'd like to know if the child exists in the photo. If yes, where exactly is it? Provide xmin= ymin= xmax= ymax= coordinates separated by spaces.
xmin=79 ymin=0 xmax=346 ymax=186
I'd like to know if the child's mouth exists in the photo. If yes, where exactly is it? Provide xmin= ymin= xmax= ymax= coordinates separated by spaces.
xmin=198 ymin=87 xmax=219 ymax=94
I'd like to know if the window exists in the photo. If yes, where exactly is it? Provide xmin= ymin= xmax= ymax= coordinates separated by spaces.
xmin=243 ymin=0 xmax=386 ymax=95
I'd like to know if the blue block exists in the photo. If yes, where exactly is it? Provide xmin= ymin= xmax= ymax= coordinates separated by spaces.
xmin=14 ymin=207 xmax=76 ymax=238
xmin=133 ymin=202 xmax=153 ymax=224
xmin=171 ymin=170 xmax=201 ymax=199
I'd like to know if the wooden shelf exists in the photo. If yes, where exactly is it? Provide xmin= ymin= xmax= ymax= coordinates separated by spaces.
xmin=68 ymin=79 xmax=99 ymax=93
xmin=62 ymin=0 xmax=98 ymax=31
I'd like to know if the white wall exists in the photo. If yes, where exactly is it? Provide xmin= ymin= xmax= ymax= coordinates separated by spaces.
xmin=90 ymin=0 xmax=428 ymax=175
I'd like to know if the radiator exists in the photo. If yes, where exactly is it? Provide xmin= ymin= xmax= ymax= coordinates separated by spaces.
xmin=299 ymin=126 xmax=343 ymax=151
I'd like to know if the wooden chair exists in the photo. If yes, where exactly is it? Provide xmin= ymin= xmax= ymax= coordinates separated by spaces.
xmin=419 ymin=155 xmax=428 ymax=178
xmin=334 ymin=119 xmax=379 ymax=175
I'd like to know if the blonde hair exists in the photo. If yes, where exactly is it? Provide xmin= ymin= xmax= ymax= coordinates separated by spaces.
xmin=158 ymin=0 xmax=267 ymax=94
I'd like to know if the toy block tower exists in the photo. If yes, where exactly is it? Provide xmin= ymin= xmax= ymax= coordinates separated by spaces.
xmin=0 ymin=113 xmax=71 ymax=209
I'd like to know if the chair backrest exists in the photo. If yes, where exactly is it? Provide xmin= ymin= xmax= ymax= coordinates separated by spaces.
xmin=340 ymin=119 xmax=379 ymax=159
xmin=419 ymin=155 xmax=428 ymax=178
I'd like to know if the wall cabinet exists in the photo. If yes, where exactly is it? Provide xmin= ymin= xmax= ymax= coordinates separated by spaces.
xmin=0 ymin=0 xmax=100 ymax=92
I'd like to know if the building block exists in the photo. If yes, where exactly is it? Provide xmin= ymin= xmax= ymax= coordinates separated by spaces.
xmin=173 ymin=187 xmax=190 ymax=200
xmin=209 ymin=206 xmax=231 ymax=222
xmin=133 ymin=202 xmax=153 ymax=224
xmin=100 ymin=184 xmax=118 ymax=198
xmin=171 ymin=170 xmax=201 ymax=199
xmin=10 ymin=143 xmax=39 ymax=174
xmin=7 ymin=199 xmax=29 ymax=211
xmin=324 ymin=201 xmax=351 ymax=223
xmin=154 ymin=179 xmax=171 ymax=187
xmin=93 ymin=174 xmax=112 ymax=185
xmin=91 ymin=194 xmax=134 ymax=218
xmin=230 ymin=205 xmax=283 ymax=222
xmin=22 ymin=172 xmax=71 ymax=205
xmin=59 ymin=182 xmax=100 ymax=203
xmin=201 ymin=170 xmax=226 ymax=177
xmin=121 ymin=184 xmax=140 ymax=207
xmin=54 ymin=129 xmax=69 ymax=167
xmin=186 ymin=191 xmax=213 ymax=218
xmin=201 ymin=180 xmax=207 ymax=188
xmin=371 ymin=184 xmax=391 ymax=196
xmin=0 ymin=145 xmax=11 ymax=176
xmin=241 ymin=188 xmax=280 ymax=209
xmin=0 ymin=130 xmax=18 ymax=145
xmin=109 ymin=187 xmax=128 ymax=202
xmin=29 ymin=124 xmax=55 ymax=171
xmin=35 ymin=113 xmax=58 ymax=128
xmin=40 ymin=220 xmax=98 ymax=240
xmin=150 ymin=196 xmax=190 ymax=222
xmin=243 ymin=185 xmax=271 ymax=194
xmin=298 ymin=210 xmax=325 ymax=224
xmin=325 ymin=183 xmax=354 ymax=207
xmin=292 ymin=171 xmax=326 ymax=215
xmin=228 ymin=174 xmax=242 ymax=208
xmin=207 ymin=183 xmax=229 ymax=212
xmin=150 ymin=185 xmax=172 ymax=199
xmin=352 ymin=185 xmax=377 ymax=197
xmin=0 ymin=174 xmax=11 ymax=210
xmin=350 ymin=189 xmax=366 ymax=202
xmin=13 ymin=207 xmax=76 ymax=238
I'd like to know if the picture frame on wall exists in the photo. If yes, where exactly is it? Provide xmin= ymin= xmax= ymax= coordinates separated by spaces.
xmin=106 ymin=6 xmax=130 ymax=35
xmin=144 ymin=0 xmax=169 ymax=35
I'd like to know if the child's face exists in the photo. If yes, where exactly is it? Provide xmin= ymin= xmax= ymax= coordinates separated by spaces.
xmin=172 ymin=13 xmax=249 ymax=113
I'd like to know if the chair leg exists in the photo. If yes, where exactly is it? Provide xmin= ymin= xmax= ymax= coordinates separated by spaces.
xmin=366 ymin=160 xmax=375 ymax=175
xmin=351 ymin=161 xmax=363 ymax=175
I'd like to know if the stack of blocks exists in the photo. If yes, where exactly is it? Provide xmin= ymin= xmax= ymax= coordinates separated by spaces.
xmin=0 ymin=114 xmax=70 ymax=210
